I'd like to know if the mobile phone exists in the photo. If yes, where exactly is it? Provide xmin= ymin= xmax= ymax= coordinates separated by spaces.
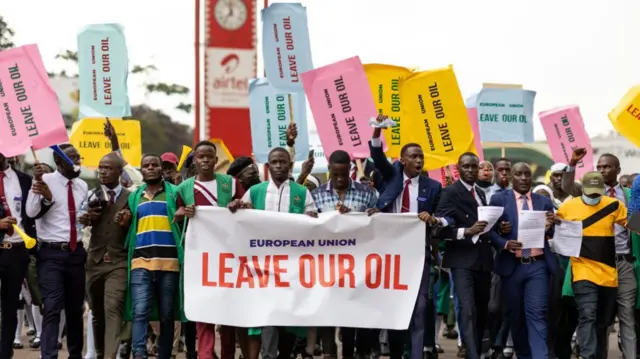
xmin=308 ymin=149 xmax=315 ymax=159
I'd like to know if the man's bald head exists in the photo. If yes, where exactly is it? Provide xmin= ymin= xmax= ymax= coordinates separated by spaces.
xmin=511 ymin=162 xmax=531 ymax=174
xmin=101 ymin=152 xmax=124 ymax=170
xmin=98 ymin=152 xmax=124 ymax=188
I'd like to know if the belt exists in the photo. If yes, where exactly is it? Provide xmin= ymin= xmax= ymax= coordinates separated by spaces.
xmin=616 ymin=253 xmax=634 ymax=263
xmin=39 ymin=242 xmax=84 ymax=252
xmin=0 ymin=241 xmax=26 ymax=250
xmin=517 ymin=254 xmax=545 ymax=264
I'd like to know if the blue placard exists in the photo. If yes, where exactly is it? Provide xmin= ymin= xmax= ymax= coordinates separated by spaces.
xmin=476 ymin=89 xmax=536 ymax=143
xmin=261 ymin=3 xmax=313 ymax=93
xmin=248 ymin=78 xmax=309 ymax=163
xmin=77 ymin=23 xmax=131 ymax=119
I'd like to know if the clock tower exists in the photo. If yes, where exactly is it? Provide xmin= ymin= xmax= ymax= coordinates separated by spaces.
xmin=205 ymin=0 xmax=257 ymax=156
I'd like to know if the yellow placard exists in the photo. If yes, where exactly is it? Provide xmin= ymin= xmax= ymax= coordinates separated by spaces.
xmin=608 ymin=86 xmax=640 ymax=149
xmin=209 ymin=138 xmax=235 ymax=173
xmin=400 ymin=65 xmax=477 ymax=170
xmin=70 ymin=118 xmax=142 ymax=167
xmin=177 ymin=145 xmax=192 ymax=171
xmin=364 ymin=64 xmax=413 ymax=158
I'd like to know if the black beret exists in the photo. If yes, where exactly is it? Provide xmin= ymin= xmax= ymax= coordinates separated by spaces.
xmin=227 ymin=156 xmax=255 ymax=176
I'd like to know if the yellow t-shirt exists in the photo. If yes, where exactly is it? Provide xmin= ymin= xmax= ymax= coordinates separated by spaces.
xmin=556 ymin=196 xmax=628 ymax=287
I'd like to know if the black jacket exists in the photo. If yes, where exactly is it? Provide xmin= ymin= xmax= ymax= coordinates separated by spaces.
xmin=433 ymin=180 xmax=493 ymax=271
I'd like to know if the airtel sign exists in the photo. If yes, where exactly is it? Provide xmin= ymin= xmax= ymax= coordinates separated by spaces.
xmin=206 ymin=47 xmax=255 ymax=109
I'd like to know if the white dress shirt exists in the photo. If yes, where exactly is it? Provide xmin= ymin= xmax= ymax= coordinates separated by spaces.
xmin=456 ymin=180 xmax=483 ymax=240
xmin=393 ymin=173 xmax=420 ymax=213
xmin=26 ymin=171 xmax=88 ymax=243
xmin=371 ymin=136 xmax=422 ymax=214
xmin=101 ymin=184 xmax=123 ymax=201
xmin=242 ymin=179 xmax=316 ymax=213
xmin=1 ymin=167 xmax=24 ymax=243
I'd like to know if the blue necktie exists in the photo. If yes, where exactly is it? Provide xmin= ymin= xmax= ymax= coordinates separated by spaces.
xmin=521 ymin=195 xmax=530 ymax=258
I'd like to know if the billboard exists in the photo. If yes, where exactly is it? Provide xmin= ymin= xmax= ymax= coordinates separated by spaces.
xmin=205 ymin=0 xmax=257 ymax=156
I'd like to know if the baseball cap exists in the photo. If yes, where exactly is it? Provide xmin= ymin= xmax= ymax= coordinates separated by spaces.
xmin=550 ymin=163 xmax=567 ymax=173
xmin=161 ymin=152 xmax=179 ymax=165
xmin=582 ymin=171 xmax=605 ymax=196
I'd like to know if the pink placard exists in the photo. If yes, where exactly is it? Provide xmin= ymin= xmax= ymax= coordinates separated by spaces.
xmin=0 ymin=44 xmax=68 ymax=157
xmin=467 ymin=107 xmax=484 ymax=161
xmin=539 ymin=105 xmax=593 ymax=179
xmin=301 ymin=56 xmax=382 ymax=159
xmin=428 ymin=164 xmax=460 ymax=187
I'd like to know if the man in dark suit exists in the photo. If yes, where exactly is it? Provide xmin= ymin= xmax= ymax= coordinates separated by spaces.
xmin=368 ymin=121 xmax=444 ymax=359
xmin=0 ymin=152 xmax=37 ymax=359
xmin=488 ymin=163 xmax=558 ymax=359
xmin=79 ymin=153 xmax=131 ymax=359
xmin=433 ymin=152 xmax=506 ymax=359
xmin=350 ymin=158 xmax=385 ymax=193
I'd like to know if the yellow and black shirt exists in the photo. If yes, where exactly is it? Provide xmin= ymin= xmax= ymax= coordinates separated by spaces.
xmin=556 ymin=196 xmax=628 ymax=287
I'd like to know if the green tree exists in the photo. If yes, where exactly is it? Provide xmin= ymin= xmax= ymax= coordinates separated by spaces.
xmin=130 ymin=105 xmax=193 ymax=156
xmin=49 ymin=50 xmax=194 ymax=154
xmin=50 ymin=50 xmax=193 ymax=114
xmin=0 ymin=15 xmax=15 ymax=50
xmin=0 ymin=18 xmax=194 ymax=155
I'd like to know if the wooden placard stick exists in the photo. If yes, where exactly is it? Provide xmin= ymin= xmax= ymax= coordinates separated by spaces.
xmin=30 ymin=147 xmax=39 ymax=164
xmin=287 ymin=94 xmax=296 ymax=161
xmin=355 ymin=159 xmax=365 ymax=180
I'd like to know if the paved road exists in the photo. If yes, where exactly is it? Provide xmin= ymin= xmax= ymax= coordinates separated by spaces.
xmin=11 ymin=326 xmax=622 ymax=359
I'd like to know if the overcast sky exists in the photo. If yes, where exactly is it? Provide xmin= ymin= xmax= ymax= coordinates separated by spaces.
xmin=4 ymin=0 xmax=639 ymax=141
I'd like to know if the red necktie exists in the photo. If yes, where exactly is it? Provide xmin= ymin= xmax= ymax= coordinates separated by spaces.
xmin=471 ymin=188 xmax=476 ymax=200
xmin=108 ymin=190 xmax=116 ymax=204
xmin=67 ymin=181 xmax=77 ymax=251
xmin=351 ymin=170 xmax=357 ymax=180
xmin=401 ymin=179 xmax=411 ymax=213
xmin=609 ymin=187 xmax=616 ymax=198
xmin=0 ymin=172 xmax=14 ymax=236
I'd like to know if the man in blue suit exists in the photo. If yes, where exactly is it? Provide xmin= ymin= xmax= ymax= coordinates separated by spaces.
xmin=368 ymin=119 xmax=444 ymax=359
xmin=489 ymin=162 xmax=558 ymax=359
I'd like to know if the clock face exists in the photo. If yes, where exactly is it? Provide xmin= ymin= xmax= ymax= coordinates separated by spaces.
xmin=214 ymin=0 xmax=248 ymax=31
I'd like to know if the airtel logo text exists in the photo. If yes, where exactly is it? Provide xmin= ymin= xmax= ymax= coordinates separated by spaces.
xmin=214 ymin=53 xmax=249 ymax=91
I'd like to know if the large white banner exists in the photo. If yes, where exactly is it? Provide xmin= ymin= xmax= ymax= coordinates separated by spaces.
xmin=184 ymin=207 xmax=426 ymax=329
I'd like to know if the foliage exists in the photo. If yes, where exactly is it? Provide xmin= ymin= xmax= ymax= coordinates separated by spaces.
xmin=55 ymin=50 xmax=79 ymax=63
xmin=48 ymin=49 xmax=195 ymax=152
xmin=0 ymin=16 xmax=15 ymax=50
xmin=49 ymin=50 xmax=193 ymax=114
xmin=128 ymin=105 xmax=193 ymax=155
xmin=0 ymin=19 xmax=194 ymax=155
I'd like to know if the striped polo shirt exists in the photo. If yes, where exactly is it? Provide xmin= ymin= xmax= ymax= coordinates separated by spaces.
xmin=132 ymin=190 xmax=179 ymax=272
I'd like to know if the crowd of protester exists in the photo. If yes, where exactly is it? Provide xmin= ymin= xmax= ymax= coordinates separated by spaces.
xmin=1 ymin=115 xmax=639 ymax=359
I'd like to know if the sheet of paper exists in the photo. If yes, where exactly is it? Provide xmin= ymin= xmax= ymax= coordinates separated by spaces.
xmin=551 ymin=220 xmax=583 ymax=257
xmin=472 ymin=206 xmax=505 ymax=243
xmin=517 ymin=210 xmax=547 ymax=249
